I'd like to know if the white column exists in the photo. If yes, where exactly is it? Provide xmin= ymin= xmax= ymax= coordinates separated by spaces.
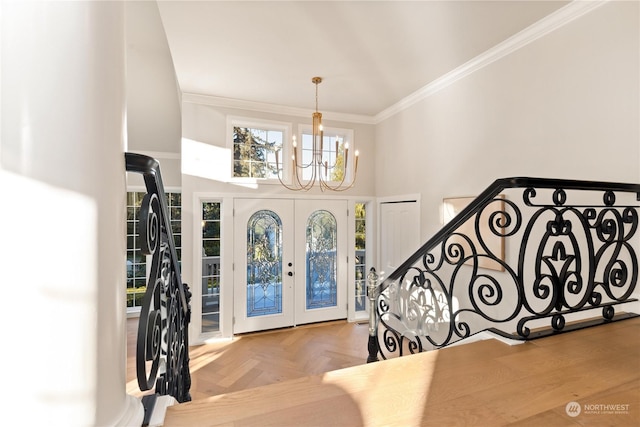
xmin=0 ymin=1 xmax=142 ymax=426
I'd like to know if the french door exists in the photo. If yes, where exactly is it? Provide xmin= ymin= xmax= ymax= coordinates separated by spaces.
xmin=233 ymin=198 xmax=347 ymax=334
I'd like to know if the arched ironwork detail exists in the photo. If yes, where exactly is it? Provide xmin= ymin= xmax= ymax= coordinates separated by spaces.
xmin=126 ymin=153 xmax=192 ymax=404
xmin=372 ymin=178 xmax=640 ymax=360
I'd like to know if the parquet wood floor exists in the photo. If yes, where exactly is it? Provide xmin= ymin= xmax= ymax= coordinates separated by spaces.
xmin=126 ymin=319 xmax=371 ymax=401
xmin=164 ymin=317 xmax=640 ymax=427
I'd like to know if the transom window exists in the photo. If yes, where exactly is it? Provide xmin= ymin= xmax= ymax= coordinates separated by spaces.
xmin=229 ymin=118 xmax=355 ymax=186
xmin=299 ymin=125 xmax=355 ymax=183
xmin=232 ymin=124 xmax=284 ymax=179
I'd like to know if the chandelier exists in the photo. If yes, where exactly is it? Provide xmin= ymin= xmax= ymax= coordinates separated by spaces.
xmin=276 ymin=77 xmax=358 ymax=191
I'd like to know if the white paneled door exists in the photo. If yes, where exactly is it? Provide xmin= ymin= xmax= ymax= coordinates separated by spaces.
xmin=233 ymin=199 xmax=348 ymax=334
xmin=294 ymin=199 xmax=348 ymax=325
xmin=380 ymin=200 xmax=420 ymax=278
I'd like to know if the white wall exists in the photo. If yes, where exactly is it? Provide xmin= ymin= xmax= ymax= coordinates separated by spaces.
xmin=181 ymin=101 xmax=376 ymax=197
xmin=373 ymin=1 xmax=640 ymax=344
xmin=375 ymin=1 xmax=639 ymax=242
xmin=126 ymin=0 xmax=182 ymax=188
xmin=1 ymin=1 xmax=140 ymax=425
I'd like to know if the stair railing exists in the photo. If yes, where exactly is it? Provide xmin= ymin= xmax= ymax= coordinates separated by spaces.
xmin=125 ymin=153 xmax=192 ymax=412
xmin=368 ymin=177 xmax=640 ymax=361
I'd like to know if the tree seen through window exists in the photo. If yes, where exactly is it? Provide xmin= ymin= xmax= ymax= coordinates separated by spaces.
xmin=233 ymin=126 xmax=282 ymax=179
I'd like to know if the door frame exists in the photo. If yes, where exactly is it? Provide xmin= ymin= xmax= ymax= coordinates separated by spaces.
xmin=191 ymin=193 xmax=235 ymax=343
xmin=233 ymin=198 xmax=296 ymax=334
xmin=233 ymin=198 xmax=349 ymax=333
xmin=293 ymin=199 xmax=349 ymax=326
xmin=377 ymin=194 xmax=421 ymax=282
xmin=190 ymin=193 xmax=376 ymax=343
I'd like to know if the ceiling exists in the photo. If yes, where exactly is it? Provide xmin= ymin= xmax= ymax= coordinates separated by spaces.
xmin=157 ymin=1 xmax=570 ymax=118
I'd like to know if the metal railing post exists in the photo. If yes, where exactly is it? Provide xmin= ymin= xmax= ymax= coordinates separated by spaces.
xmin=366 ymin=267 xmax=379 ymax=363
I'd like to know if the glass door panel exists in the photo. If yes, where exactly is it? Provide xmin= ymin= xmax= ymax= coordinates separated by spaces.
xmin=246 ymin=210 xmax=283 ymax=317
xmin=233 ymin=198 xmax=347 ymax=333
xmin=306 ymin=210 xmax=338 ymax=310
xmin=202 ymin=201 xmax=221 ymax=334
xmin=233 ymin=199 xmax=294 ymax=333
xmin=295 ymin=200 xmax=347 ymax=325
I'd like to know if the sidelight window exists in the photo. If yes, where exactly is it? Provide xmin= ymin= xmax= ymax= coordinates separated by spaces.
xmin=126 ymin=191 xmax=181 ymax=312
xmin=354 ymin=202 xmax=367 ymax=312
xmin=202 ymin=201 xmax=222 ymax=333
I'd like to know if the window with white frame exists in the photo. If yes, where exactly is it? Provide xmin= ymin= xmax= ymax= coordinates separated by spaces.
xmin=299 ymin=125 xmax=356 ymax=184
xmin=202 ymin=201 xmax=222 ymax=333
xmin=354 ymin=202 xmax=367 ymax=312
xmin=126 ymin=191 xmax=181 ymax=311
xmin=231 ymin=119 xmax=288 ymax=180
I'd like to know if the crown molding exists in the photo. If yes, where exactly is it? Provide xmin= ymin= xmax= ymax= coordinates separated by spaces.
xmin=181 ymin=0 xmax=607 ymax=126
xmin=374 ymin=0 xmax=609 ymax=123
xmin=182 ymin=93 xmax=377 ymax=125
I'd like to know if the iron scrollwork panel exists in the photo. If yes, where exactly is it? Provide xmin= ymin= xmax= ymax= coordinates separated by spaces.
xmin=375 ymin=181 xmax=640 ymax=360
xmin=126 ymin=153 xmax=192 ymax=403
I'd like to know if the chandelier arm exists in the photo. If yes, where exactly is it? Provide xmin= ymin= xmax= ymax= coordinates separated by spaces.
xmin=320 ymin=171 xmax=349 ymax=191
xmin=319 ymin=153 xmax=359 ymax=191
xmin=293 ymin=164 xmax=316 ymax=191
xmin=276 ymin=172 xmax=315 ymax=192
xmin=276 ymin=149 xmax=316 ymax=191
xmin=276 ymin=75 xmax=358 ymax=192
xmin=289 ymin=157 xmax=318 ymax=191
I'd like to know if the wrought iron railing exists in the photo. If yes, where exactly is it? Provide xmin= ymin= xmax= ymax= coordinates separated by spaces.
xmin=125 ymin=153 xmax=192 ymax=411
xmin=368 ymin=177 xmax=640 ymax=361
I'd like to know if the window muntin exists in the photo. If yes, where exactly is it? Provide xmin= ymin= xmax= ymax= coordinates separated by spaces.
xmin=127 ymin=191 xmax=181 ymax=310
xmin=354 ymin=202 xmax=367 ymax=312
xmin=233 ymin=126 xmax=283 ymax=179
xmin=167 ymin=192 xmax=182 ymax=268
xmin=126 ymin=192 xmax=146 ymax=309
xmin=202 ymin=201 xmax=222 ymax=333
xmin=299 ymin=126 xmax=355 ymax=184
